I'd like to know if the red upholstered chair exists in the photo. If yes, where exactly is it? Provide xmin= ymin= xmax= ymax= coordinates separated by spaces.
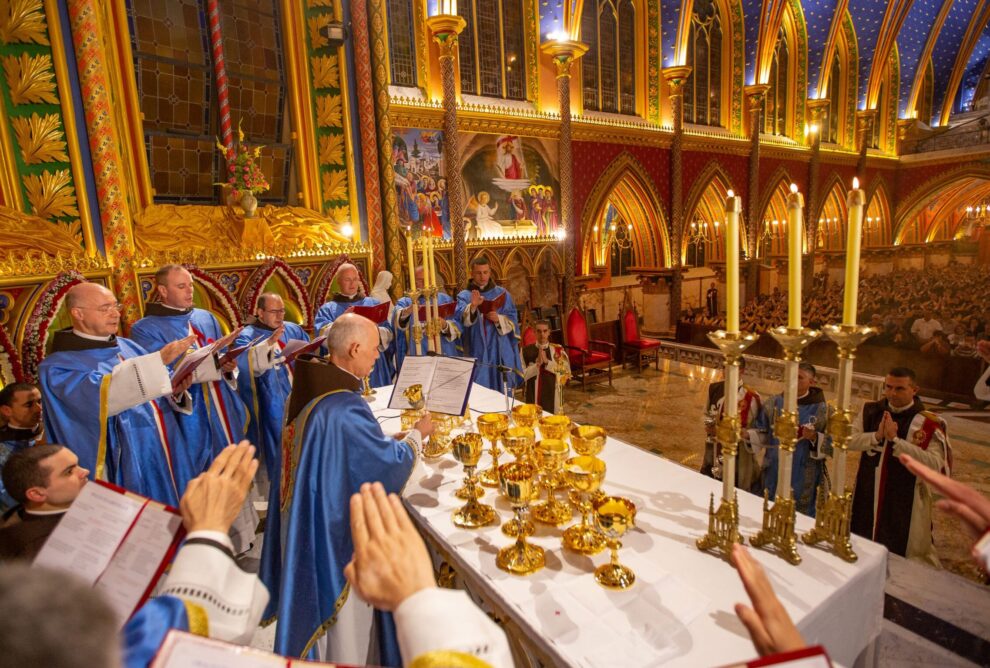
xmin=520 ymin=325 xmax=537 ymax=347
xmin=563 ymin=307 xmax=614 ymax=390
xmin=620 ymin=306 xmax=661 ymax=371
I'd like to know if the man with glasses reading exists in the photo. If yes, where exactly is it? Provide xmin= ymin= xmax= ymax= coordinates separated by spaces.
xmin=38 ymin=282 xmax=198 ymax=505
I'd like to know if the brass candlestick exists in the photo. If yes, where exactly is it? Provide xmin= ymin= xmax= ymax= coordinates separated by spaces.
xmin=500 ymin=427 xmax=536 ymax=536
xmin=477 ymin=412 xmax=509 ymax=487
xmin=593 ymin=496 xmax=637 ymax=589
xmin=495 ymin=462 xmax=545 ymax=575
xmin=697 ymin=330 xmax=756 ymax=557
xmin=406 ymin=289 xmax=423 ymax=357
xmin=801 ymin=324 xmax=873 ymax=562
xmin=451 ymin=433 xmax=497 ymax=528
xmin=562 ymin=455 xmax=607 ymax=555
xmin=750 ymin=327 xmax=820 ymax=565
xmin=362 ymin=375 xmax=376 ymax=400
xmin=531 ymin=438 xmax=573 ymax=525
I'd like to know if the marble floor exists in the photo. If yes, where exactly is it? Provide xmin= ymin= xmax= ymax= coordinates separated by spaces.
xmin=560 ymin=358 xmax=990 ymax=585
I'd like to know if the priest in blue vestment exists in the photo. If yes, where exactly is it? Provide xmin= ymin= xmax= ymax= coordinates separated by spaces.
xmin=38 ymin=282 xmax=198 ymax=505
xmin=314 ymin=263 xmax=395 ymax=388
xmin=273 ymin=313 xmax=432 ymax=664
xmin=0 ymin=382 xmax=45 ymax=512
xmin=454 ymin=256 xmax=523 ymax=391
xmin=130 ymin=265 xmax=250 ymax=475
xmin=393 ymin=266 xmax=461 ymax=369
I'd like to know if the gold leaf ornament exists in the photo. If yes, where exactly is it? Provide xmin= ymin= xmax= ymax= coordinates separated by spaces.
xmin=0 ymin=0 xmax=49 ymax=45
xmin=316 ymin=94 xmax=343 ymax=127
xmin=311 ymin=54 xmax=339 ymax=89
xmin=24 ymin=169 xmax=79 ymax=219
xmin=2 ymin=53 xmax=58 ymax=104
xmin=308 ymin=14 xmax=331 ymax=49
xmin=327 ymin=205 xmax=350 ymax=223
xmin=322 ymin=170 xmax=347 ymax=203
xmin=11 ymin=112 xmax=68 ymax=164
xmin=319 ymin=134 xmax=344 ymax=165
xmin=307 ymin=0 xmax=333 ymax=9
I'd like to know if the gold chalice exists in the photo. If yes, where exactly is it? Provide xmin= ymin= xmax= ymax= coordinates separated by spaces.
xmin=477 ymin=412 xmax=509 ymax=488
xmin=499 ymin=428 xmax=536 ymax=536
xmin=451 ymin=433 xmax=497 ymax=528
xmin=495 ymin=462 xmax=545 ymax=575
xmin=423 ymin=412 xmax=455 ymax=459
xmin=403 ymin=383 xmax=425 ymax=409
xmin=539 ymin=414 xmax=571 ymax=440
xmin=531 ymin=439 xmax=573 ymax=525
xmin=570 ymin=425 xmax=606 ymax=459
xmin=562 ymin=456 xmax=607 ymax=555
xmin=511 ymin=403 xmax=541 ymax=428
xmin=593 ymin=496 xmax=637 ymax=589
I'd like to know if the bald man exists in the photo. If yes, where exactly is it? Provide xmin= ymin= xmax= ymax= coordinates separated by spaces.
xmin=271 ymin=313 xmax=431 ymax=663
xmin=38 ymin=282 xmax=197 ymax=505
xmin=313 ymin=263 xmax=395 ymax=387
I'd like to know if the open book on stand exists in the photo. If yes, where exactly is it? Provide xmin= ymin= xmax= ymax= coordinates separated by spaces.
xmin=388 ymin=355 xmax=476 ymax=415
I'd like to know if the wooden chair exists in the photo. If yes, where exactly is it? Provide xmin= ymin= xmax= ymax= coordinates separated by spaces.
xmin=520 ymin=325 xmax=537 ymax=347
xmin=619 ymin=306 xmax=661 ymax=371
xmin=563 ymin=307 xmax=613 ymax=390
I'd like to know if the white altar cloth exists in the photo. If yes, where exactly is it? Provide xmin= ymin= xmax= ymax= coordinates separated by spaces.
xmin=373 ymin=384 xmax=886 ymax=667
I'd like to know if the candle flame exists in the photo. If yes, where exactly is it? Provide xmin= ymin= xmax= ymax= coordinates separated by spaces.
xmin=789 ymin=183 xmax=798 ymax=194
xmin=852 ymin=177 xmax=860 ymax=190
xmin=726 ymin=189 xmax=735 ymax=198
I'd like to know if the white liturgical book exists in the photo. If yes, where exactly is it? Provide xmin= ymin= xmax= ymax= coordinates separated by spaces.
xmin=152 ymin=630 xmax=346 ymax=667
xmin=388 ymin=355 xmax=477 ymax=415
xmin=33 ymin=480 xmax=184 ymax=625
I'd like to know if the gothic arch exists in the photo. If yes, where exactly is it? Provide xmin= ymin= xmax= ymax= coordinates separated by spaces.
xmin=683 ymin=161 xmax=743 ymax=262
xmin=243 ymin=259 xmax=314 ymax=328
xmin=816 ymin=174 xmax=850 ymax=250
xmin=893 ymin=165 xmax=990 ymax=244
xmin=865 ymin=179 xmax=892 ymax=247
xmin=756 ymin=169 xmax=798 ymax=258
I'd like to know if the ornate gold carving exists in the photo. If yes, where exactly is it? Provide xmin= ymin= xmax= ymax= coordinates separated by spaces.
xmin=0 ymin=249 xmax=109 ymax=279
xmin=326 ymin=204 xmax=349 ymax=222
xmin=319 ymin=133 xmax=344 ymax=165
xmin=0 ymin=204 xmax=82 ymax=256
xmin=0 ymin=0 xmax=49 ymax=45
xmin=2 ymin=52 xmax=57 ymax=104
xmin=316 ymin=94 xmax=342 ymax=127
xmin=24 ymin=169 xmax=78 ymax=218
xmin=11 ymin=112 xmax=68 ymax=164
xmin=307 ymin=0 xmax=332 ymax=7
xmin=321 ymin=170 xmax=347 ymax=202
xmin=307 ymin=14 xmax=332 ymax=49
xmin=311 ymin=54 xmax=339 ymax=89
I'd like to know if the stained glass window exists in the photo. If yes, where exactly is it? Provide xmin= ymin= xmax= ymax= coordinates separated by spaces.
xmin=917 ymin=59 xmax=933 ymax=126
xmin=458 ymin=0 xmax=478 ymax=94
xmin=685 ymin=0 xmax=721 ymax=126
xmin=580 ymin=0 xmax=637 ymax=115
xmin=457 ymin=0 xmax=526 ymax=100
xmin=826 ymin=53 xmax=841 ymax=144
xmin=387 ymin=0 xmax=417 ymax=86
xmin=764 ymin=26 xmax=788 ymax=136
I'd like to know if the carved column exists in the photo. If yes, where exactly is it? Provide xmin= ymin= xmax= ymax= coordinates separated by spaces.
xmin=744 ymin=84 xmax=769 ymax=301
xmin=855 ymin=109 xmax=876 ymax=178
xmin=663 ymin=66 xmax=692 ymax=326
xmin=542 ymin=40 xmax=588 ymax=314
xmin=427 ymin=14 xmax=468 ymax=287
xmin=804 ymin=98 xmax=828 ymax=285
xmin=367 ymin=0 xmax=405 ymax=297
xmin=67 ymin=0 xmax=143 ymax=325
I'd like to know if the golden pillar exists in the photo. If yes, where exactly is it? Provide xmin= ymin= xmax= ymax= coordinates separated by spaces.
xmin=804 ymin=98 xmax=828 ymax=285
xmin=663 ymin=65 xmax=692 ymax=325
xmin=542 ymin=40 xmax=588 ymax=313
xmin=744 ymin=84 xmax=769 ymax=300
xmin=427 ymin=13 xmax=468 ymax=287
xmin=855 ymin=109 xmax=876 ymax=178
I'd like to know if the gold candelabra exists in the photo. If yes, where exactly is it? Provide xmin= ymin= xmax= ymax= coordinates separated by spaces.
xmin=750 ymin=326 xmax=820 ymax=565
xmin=802 ymin=324 xmax=875 ymax=562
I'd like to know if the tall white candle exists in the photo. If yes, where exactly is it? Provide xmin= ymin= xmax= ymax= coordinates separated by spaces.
xmin=843 ymin=178 xmax=865 ymax=326
xmin=786 ymin=184 xmax=803 ymax=330
xmin=725 ymin=190 xmax=742 ymax=334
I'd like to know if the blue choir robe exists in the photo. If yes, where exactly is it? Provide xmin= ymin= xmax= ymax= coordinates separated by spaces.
xmin=39 ymin=330 xmax=193 ymax=505
xmin=273 ymin=359 xmax=414 ymax=664
xmin=314 ymin=294 xmax=395 ymax=387
xmin=0 ymin=424 xmax=43 ymax=512
xmin=131 ymin=305 xmax=249 ymax=473
xmin=122 ymin=596 xmax=196 ymax=668
xmin=454 ymin=281 xmax=523 ymax=391
xmin=393 ymin=292 xmax=461 ymax=369
xmin=760 ymin=387 xmax=831 ymax=516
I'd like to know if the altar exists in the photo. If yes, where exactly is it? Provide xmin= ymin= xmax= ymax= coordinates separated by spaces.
xmin=371 ymin=384 xmax=886 ymax=668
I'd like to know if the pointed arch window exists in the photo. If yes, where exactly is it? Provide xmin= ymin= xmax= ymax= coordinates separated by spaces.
xmin=457 ymin=0 xmax=527 ymax=100
xmin=386 ymin=0 xmax=417 ymax=86
xmin=580 ymin=0 xmax=637 ymax=114
xmin=826 ymin=52 xmax=841 ymax=144
xmin=684 ymin=0 xmax=722 ymax=126
xmin=872 ymin=81 xmax=886 ymax=149
xmin=764 ymin=26 xmax=788 ymax=136
xmin=917 ymin=59 xmax=933 ymax=125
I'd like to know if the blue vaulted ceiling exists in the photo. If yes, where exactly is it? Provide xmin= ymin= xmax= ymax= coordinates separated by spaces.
xmin=896 ymin=0 xmax=943 ymax=118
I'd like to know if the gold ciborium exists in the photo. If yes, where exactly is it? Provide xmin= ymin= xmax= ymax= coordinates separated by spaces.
xmin=562 ymin=456 xmax=607 ymax=555
xmin=531 ymin=439 xmax=573 ymax=525
xmin=593 ymin=496 xmax=637 ymax=589
xmin=423 ymin=412 xmax=455 ymax=459
xmin=539 ymin=414 xmax=571 ymax=440
xmin=451 ymin=433 xmax=497 ymax=528
xmin=402 ymin=383 xmax=425 ymax=410
xmin=511 ymin=403 xmax=541 ymax=428
xmin=495 ymin=462 xmax=545 ymax=575
xmin=477 ymin=412 xmax=509 ymax=488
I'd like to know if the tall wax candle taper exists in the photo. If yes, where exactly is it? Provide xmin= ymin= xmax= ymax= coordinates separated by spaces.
xmin=786 ymin=184 xmax=803 ymax=330
xmin=725 ymin=190 xmax=741 ymax=333
xmin=406 ymin=227 xmax=417 ymax=292
xmin=843 ymin=178 xmax=865 ymax=326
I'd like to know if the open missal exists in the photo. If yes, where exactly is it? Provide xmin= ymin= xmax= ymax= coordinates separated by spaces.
xmin=349 ymin=301 xmax=391 ymax=324
xmin=32 ymin=480 xmax=184 ymax=626
xmin=478 ymin=291 xmax=506 ymax=315
xmin=152 ymin=630 xmax=356 ymax=667
xmin=416 ymin=300 xmax=456 ymax=322
xmin=388 ymin=354 xmax=476 ymax=415
xmin=280 ymin=335 xmax=326 ymax=364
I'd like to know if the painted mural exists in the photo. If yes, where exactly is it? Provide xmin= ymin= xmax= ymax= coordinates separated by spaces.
xmin=392 ymin=128 xmax=450 ymax=238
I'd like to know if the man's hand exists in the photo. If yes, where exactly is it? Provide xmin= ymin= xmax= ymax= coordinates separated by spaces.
xmin=484 ymin=310 xmax=500 ymax=324
xmin=900 ymin=453 xmax=990 ymax=541
xmin=160 ymin=335 xmax=197 ymax=365
xmin=179 ymin=441 xmax=258 ymax=533
xmin=413 ymin=412 xmax=434 ymax=438
xmin=469 ymin=289 xmax=483 ymax=309
xmin=221 ymin=358 xmax=238 ymax=374
xmin=172 ymin=374 xmax=194 ymax=397
xmin=881 ymin=412 xmax=898 ymax=441
xmin=266 ymin=325 xmax=285 ymax=347
xmin=344 ymin=306 xmax=356 ymax=314
xmin=344 ymin=483 xmax=435 ymax=611
xmin=399 ymin=305 xmax=413 ymax=321
xmin=731 ymin=543 xmax=805 ymax=657
xmin=536 ymin=347 xmax=549 ymax=366
xmin=800 ymin=425 xmax=816 ymax=441
xmin=213 ymin=326 xmax=244 ymax=353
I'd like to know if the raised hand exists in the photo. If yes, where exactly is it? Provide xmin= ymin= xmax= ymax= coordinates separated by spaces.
xmin=160 ymin=334 xmax=197 ymax=365
xmin=470 ymin=289 xmax=483 ymax=309
xmin=213 ymin=326 xmax=244 ymax=352
xmin=266 ymin=325 xmax=285 ymax=347
xmin=484 ymin=310 xmax=500 ymax=324
xmin=900 ymin=453 xmax=990 ymax=540
xmin=179 ymin=441 xmax=258 ymax=533
xmin=731 ymin=543 xmax=805 ymax=657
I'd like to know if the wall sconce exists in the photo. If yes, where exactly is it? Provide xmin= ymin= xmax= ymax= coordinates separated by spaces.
xmin=318 ymin=19 xmax=347 ymax=45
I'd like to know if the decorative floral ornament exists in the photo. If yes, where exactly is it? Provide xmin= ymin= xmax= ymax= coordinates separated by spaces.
xmin=23 ymin=270 xmax=85 ymax=382
xmin=243 ymin=258 xmax=313 ymax=328
xmin=215 ymin=119 xmax=270 ymax=200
